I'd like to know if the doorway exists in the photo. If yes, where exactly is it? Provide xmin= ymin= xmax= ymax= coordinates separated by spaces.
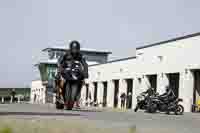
xmin=167 ymin=73 xmax=180 ymax=98
xmin=85 ymin=84 xmax=89 ymax=101
xmin=193 ymin=70 xmax=200 ymax=106
xmin=126 ymin=79 xmax=133 ymax=109
xmin=147 ymin=75 xmax=157 ymax=91
xmin=103 ymin=82 xmax=108 ymax=107
xmin=113 ymin=80 xmax=119 ymax=108
xmin=93 ymin=82 xmax=98 ymax=103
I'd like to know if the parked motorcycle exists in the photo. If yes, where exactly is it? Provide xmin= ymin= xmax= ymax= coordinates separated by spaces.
xmin=167 ymin=98 xmax=184 ymax=115
xmin=134 ymin=91 xmax=158 ymax=112
xmin=56 ymin=60 xmax=84 ymax=110
xmin=134 ymin=92 xmax=148 ymax=112
xmin=147 ymin=95 xmax=184 ymax=115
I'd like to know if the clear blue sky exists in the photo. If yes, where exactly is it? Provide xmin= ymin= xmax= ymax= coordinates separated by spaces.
xmin=0 ymin=0 xmax=200 ymax=87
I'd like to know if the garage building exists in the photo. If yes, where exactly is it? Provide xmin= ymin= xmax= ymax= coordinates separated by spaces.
xmin=81 ymin=32 xmax=200 ymax=112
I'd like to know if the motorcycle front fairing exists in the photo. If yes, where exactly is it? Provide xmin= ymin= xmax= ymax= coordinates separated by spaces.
xmin=61 ymin=68 xmax=72 ymax=80
xmin=136 ymin=93 xmax=149 ymax=110
xmin=61 ymin=60 xmax=84 ymax=81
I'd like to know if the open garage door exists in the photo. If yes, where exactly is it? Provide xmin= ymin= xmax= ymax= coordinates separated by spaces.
xmin=126 ymin=79 xmax=133 ymax=109
xmin=113 ymin=80 xmax=119 ymax=108
xmin=93 ymin=82 xmax=98 ymax=104
xmin=167 ymin=73 xmax=179 ymax=98
xmin=103 ymin=82 xmax=108 ymax=107
xmin=193 ymin=70 xmax=200 ymax=106
xmin=85 ymin=84 xmax=89 ymax=102
xmin=147 ymin=75 xmax=157 ymax=92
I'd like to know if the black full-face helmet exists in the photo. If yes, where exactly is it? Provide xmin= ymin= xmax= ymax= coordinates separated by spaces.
xmin=69 ymin=40 xmax=80 ymax=56
xmin=166 ymin=86 xmax=170 ymax=92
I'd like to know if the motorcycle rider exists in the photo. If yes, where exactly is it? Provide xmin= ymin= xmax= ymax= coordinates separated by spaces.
xmin=142 ymin=87 xmax=156 ymax=108
xmin=143 ymin=87 xmax=156 ymax=96
xmin=134 ymin=87 xmax=155 ymax=112
xmin=56 ymin=40 xmax=88 ymax=107
xmin=159 ymin=86 xmax=176 ymax=102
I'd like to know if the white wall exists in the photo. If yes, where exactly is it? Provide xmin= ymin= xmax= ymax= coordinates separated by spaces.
xmin=31 ymin=80 xmax=46 ymax=104
xmin=83 ymin=35 xmax=200 ymax=112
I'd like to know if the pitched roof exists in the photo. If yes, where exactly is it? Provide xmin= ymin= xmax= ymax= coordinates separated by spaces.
xmin=89 ymin=56 xmax=136 ymax=67
xmin=136 ymin=32 xmax=200 ymax=50
xmin=42 ymin=46 xmax=112 ymax=54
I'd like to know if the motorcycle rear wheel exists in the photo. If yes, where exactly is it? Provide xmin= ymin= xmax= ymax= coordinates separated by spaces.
xmin=175 ymin=104 xmax=184 ymax=115
xmin=166 ymin=110 xmax=170 ymax=115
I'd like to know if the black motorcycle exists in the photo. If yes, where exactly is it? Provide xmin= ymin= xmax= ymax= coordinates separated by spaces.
xmin=56 ymin=60 xmax=84 ymax=110
xmin=167 ymin=98 xmax=184 ymax=115
xmin=134 ymin=89 xmax=158 ymax=112
xmin=134 ymin=92 xmax=148 ymax=112
xmin=134 ymin=92 xmax=157 ymax=112
xmin=147 ymin=95 xmax=184 ymax=115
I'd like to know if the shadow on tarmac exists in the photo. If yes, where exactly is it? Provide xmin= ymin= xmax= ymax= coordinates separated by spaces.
xmin=0 ymin=108 xmax=102 ymax=117
xmin=72 ymin=108 xmax=102 ymax=112
xmin=0 ymin=112 xmax=81 ymax=116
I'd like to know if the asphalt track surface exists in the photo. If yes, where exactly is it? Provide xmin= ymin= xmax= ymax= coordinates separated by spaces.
xmin=0 ymin=104 xmax=200 ymax=133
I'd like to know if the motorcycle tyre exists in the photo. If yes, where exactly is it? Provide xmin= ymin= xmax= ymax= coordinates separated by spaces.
xmin=175 ymin=104 xmax=184 ymax=115
xmin=134 ymin=105 xmax=139 ymax=112
xmin=147 ymin=103 xmax=157 ymax=113
xmin=166 ymin=110 xmax=170 ymax=115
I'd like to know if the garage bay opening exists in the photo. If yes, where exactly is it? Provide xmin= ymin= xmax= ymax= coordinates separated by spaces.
xmin=147 ymin=74 xmax=157 ymax=92
xmin=103 ymin=82 xmax=108 ymax=107
xmin=125 ymin=79 xmax=133 ymax=109
xmin=193 ymin=70 xmax=200 ymax=110
xmin=93 ymin=82 xmax=98 ymax=106
xmin=167 ymin=73 xmax=180 ymax=98
xmin=85 ymin=84 xmax=89 ymax=106
xmin=113 ymin=80 xmax=119 ymax=108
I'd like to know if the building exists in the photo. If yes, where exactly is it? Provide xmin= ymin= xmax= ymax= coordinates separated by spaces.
xmin=31 ymin=46 xmax=111 ymax=104
xmin=30 ymin=80 xmax=46 ymax=104
xmin=0 ymin=87 xmax=30 ymax=103
xmin=81 ymin=32 xmax=200 ymax=112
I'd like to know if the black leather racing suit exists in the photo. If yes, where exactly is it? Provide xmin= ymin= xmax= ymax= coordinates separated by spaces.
xmin=143 ymin=88 xmax=156 ymax=105
xmin=159 ymin=89 xmax=176 ymax=103
xmin=56 ymin=52 xmax=88 ymax=101
xmin=143 ymin=88 xmax=155 ymax=96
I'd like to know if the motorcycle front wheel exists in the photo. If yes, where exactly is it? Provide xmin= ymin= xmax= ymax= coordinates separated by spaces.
xmin=175 ymin=104 xmax=184 ymax=115
xmin=147 ymin=103 xmax=157 ymax=113
xmin=134 ymin=104 xmax=139 ymax=112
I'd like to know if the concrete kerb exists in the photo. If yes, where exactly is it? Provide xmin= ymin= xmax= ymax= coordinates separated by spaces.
xmin=88 ymin=107 xmax=132 ymax=113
